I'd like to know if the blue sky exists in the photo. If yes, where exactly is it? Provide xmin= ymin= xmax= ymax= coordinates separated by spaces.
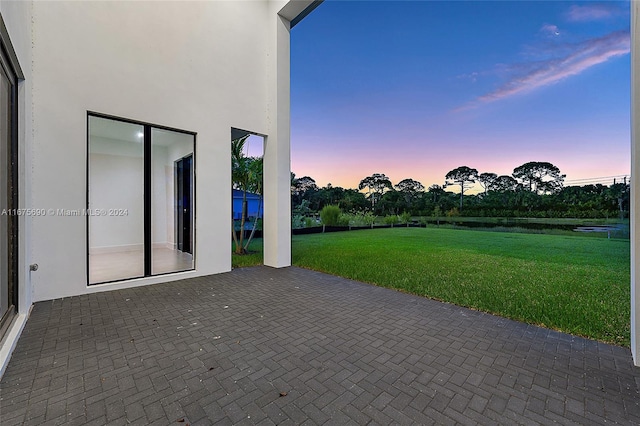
xmin=289 ymin=0 xmax=630 ymax=192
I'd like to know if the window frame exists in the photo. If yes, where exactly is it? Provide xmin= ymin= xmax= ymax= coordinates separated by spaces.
xmin=0 ymin=13 xmax=21 ymax=339
xmin=86 ymin=112 xmax=197 ymax=285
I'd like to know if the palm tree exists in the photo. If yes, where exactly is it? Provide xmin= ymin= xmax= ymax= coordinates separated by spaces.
xmin=231 ymin=135 xmax=250 ymax=254
xmin=231 ymin=135 xmax=264 ymax=254
xmin=244 ymin=157 xmax=263 ymax=251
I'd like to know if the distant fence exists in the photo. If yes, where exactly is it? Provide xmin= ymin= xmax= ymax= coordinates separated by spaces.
xmin=292 ymin=224 xmax=422 ymax=235
xmin=237 ymin=219 xmax=630 ymax=238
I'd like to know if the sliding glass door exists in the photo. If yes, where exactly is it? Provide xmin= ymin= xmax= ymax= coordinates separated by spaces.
xmin=0 ymin=37 xmax=18 ymax=337
xmin=88 ymin=114 xmax=195 ymax=284
xmin=87 ymin=117 xmax=145 ymax=283
xmin=151 ymin=128 xmax=194 ymax=275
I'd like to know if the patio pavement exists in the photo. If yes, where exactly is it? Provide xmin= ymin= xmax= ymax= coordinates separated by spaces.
xmin=1 ymin=266 xmax=639 ymax=425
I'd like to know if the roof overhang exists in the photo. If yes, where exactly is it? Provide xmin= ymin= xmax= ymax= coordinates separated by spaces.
xmin=278 ymin=0 xmax=323 ymax=28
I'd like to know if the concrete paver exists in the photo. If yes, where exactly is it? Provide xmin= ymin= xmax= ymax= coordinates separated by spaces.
xmin=1 ymin=266 xmax=639 ymax=425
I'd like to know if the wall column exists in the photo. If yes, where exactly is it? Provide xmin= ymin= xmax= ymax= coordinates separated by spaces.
xmin=631 ymin=0 xmax=639 ymax=366
xmin=263 ymin=11 xmax=291 ymax=268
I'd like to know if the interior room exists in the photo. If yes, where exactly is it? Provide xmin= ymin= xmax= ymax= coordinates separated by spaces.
xmin=88 ymin=115 xmax=195 ymax=284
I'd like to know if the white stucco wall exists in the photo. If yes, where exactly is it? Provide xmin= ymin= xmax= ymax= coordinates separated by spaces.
xmin=0 ymin=0 xmax=317 ymax=377
xmin=263 ymin=1 xmax=293 ymax=268
xmin=631 ymin=0 xmax=640 ymax=366
xmin=30 ymin=0 xmax=276 ymax=301
xmin=0 ymin=0 xmax=33 ymax=376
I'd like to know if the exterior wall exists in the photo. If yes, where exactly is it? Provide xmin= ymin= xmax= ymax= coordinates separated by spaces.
xmin=0 ymin=0 xmax=316 ymax=378
xmin=30 ymin=1 xmax=276 ymax=301
xmin=264 ymin=1 xmax=292 ymax=268
xmin=631 ymin=0 xmax=639 ymax=366
xmin=0 ymin=0 xmax=33 ymax=376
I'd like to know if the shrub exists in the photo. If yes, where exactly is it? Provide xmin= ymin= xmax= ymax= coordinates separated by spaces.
xmin=362 ymin=212 xmax=376 ymax=228
xmin=399 ymin=211 xmax=412 ymax=226
xmin=320 ymin=205 xmax=341 ymax=226
xmin=384 ymin=215 xmax=400 ymax=227
xmin=338 ymin=213 xmax=351 ymax=226
xmin=292 ymin=215 xmax=306 ymax=229
xmin=343 ymin=212 xmax=376 ymax=227
xmin=446 ymin=207 xmax=460 ymax=217
xmin=346 ymin=213 xmax=364 ymax=227
xmin=293 ymin=215 xmax=319 ymax=229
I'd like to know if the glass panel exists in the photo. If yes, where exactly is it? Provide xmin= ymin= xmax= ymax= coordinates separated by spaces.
xmin=88 ymin=116 xmax=144 ymax=283
xmin=151 ymin=128 xmax=194 ymax=275
xmin=0 ymin=65 xmax=9 ymax=317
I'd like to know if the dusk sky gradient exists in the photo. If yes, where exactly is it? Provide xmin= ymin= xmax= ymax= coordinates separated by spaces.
xmin=287 ymin=0 xmax=631 ymax=194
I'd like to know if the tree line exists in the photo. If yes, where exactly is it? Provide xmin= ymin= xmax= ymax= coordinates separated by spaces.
xmin=291 ymin=162 xmax=630 ymax=220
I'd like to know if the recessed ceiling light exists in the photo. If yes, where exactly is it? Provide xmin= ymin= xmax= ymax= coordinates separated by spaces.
xmin=137 ymin=132 xmax=144 ymax=138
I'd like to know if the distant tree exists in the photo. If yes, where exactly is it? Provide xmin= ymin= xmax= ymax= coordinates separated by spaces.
xmin=395 ymin=178 xmax=425 ymax=206
xmin=314 ymin=185 xmax=345 ymax=209
xmin=492 ymin=175 xmax=518 ymax=192
xmin=477 ymin=172 xmax=497 ymax=195
xmin=395 ymin=178 xmax=425 ymax=194
xmin=340 ymin=189 xmax=368 ymax=212
xmin=292 ymin=175 xmax=317 ymax=194
xmin=515 ymin=189 xmax=542 ymax=212
xmin=378 ymin=190 xmax=405 ymax=215
xmin=445 ymin=166 xmax=478 ymax=211
xmin=607 ymin=182 xmax=630 ymax=219
xmin=512 ymin=162 xmax=565 ymax=195
xmin=358 ymin=173 xmax=392 ymax=207
xmin=291 ymin=175 xmax=318 ymax=205
xmin=427 ymin=184 xmax=445 ymax=203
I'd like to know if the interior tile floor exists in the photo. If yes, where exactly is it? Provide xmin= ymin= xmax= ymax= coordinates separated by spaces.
xmin=1 ymin=266 xmax=639 ymax=425
xmin=89 ymin=247 xmax=193 ymax=284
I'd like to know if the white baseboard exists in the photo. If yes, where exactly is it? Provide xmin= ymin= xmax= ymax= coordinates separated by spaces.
xmin=0 ymin=310 xmax=30 ymax=379
xmin=89 ymin=244 xmax=143 ymax=255
xmin=89 ymin=242 xmax=175 ymax=255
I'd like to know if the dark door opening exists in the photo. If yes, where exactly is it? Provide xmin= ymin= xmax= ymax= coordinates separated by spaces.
xmin=176 ymin=154 xmax=193 ymax=254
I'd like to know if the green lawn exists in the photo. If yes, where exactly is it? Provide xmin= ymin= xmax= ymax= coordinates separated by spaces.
xmin=231 ymin=238 xmax=264 ymax=268
xmin=233 ymin=228 xmax=631 ymax=346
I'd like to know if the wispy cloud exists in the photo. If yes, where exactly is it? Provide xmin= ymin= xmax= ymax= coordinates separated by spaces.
xmin=566 ymin=4 xmax=619 ymax=22
xmin=540 ymin=24 xmax=560 ymax=37
xmin=456 ymin=71 xmax=480 ymax=83
xmin=458 ymin=30 xmax=629 ymax=110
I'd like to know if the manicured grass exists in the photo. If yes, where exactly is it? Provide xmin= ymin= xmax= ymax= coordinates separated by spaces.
xmin=290 ymin=228 xmax=630 ymax=347
xmin=231 ymin=238 xmax=264 ymax=268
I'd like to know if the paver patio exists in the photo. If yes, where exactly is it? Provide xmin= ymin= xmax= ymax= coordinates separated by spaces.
xmin=1 ymin=266 xmax=639 ymax=425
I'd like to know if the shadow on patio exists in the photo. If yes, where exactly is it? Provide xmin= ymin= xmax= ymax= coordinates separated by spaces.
xmin=1 ymin=266 xmax=639 ymax=424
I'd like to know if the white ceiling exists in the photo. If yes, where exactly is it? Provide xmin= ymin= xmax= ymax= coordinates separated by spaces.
xmin=89 ymin=116 xmax=193 ymax=147
xmin=89 ymin=116 xmax=142 ymax=144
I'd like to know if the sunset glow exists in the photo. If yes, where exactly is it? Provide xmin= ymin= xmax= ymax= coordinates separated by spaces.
xmin=290 ymin=1 xmax=630 ymax=193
